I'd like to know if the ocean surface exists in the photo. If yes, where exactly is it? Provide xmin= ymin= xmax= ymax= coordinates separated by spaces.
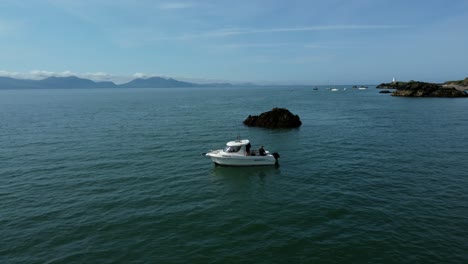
xmin=1 ymin=86 xmax=468 ymax=263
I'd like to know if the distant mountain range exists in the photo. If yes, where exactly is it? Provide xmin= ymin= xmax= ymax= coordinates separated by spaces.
xmin=0 ymin=76 xmax=233 ymax=89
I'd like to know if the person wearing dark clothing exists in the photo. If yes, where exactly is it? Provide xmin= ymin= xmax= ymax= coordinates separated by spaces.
xmin=259 ymin=145 xmax=266 ymax=156
xmin=245 ymin=143 xmax=251 ymax=156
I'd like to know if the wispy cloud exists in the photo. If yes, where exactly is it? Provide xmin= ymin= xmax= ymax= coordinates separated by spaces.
xmin=0 ymin=70 xmax=186 ymax=84
xmin=0 ymin=70 xmax=24 ymax=78
xmin=222 ymin=42 xmax=365 ymax=50
xmin=0 ymin=19 xmax=20 ymax=36
xmin=83 ymin=72 xmax=114 ymax=80
xmin=150 ymin=24 xmax=408 ymax=41
xmin=29 ymin=70 xmax=74 ymax=78
xmin=0 ymin=70 xmax=236 ymax=84
xmin=224 ymin=43 xmax=290 ymax=49
xmin=132 ymin=72 xmax=163 ymax=79
xmin=285 ymin=55 xmax=334 ymax=64
xmin=303 ymin=44 xmax=325 ymax=49
xmin=0 ymin=70 xmax=126 ymax=83
xmin=213 ymin=25 xmax=408 ymax=36
xmin=304 ymin=42 xmax=364 ymax=49
xmin=158 ymin=2 xmax=194 ymax=9
xmin=0 ymin=70 xmax=72 ymax=80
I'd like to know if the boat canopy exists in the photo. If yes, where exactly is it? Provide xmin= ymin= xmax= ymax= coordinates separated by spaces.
xmin=226 ymin=139 xmax=250 ymax=147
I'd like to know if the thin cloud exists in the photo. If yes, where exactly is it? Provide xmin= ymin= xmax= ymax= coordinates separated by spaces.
xmin=0 ymin=19 xmax=20 ymax=36
xmin=158 ymin=2 xmax=193 ymax=9
xmin=286 ymin=55 xmax=333 ymax=64
xmin=152 ymin=24 xmax=409 ymax=41
xmin=304 ymin=44 xmax=326 ymax=49
xmin=29 ymin=70 xmax=74 ymax=78
xmin=261 ymin=24 xmax=408 ymax=33
xmin=223 ymin=42 xmax=365 ymax=50
xmin=0 ymin=70 xmax=72 ymax=80
xmin=0 ymin=70 xmax=126 ymax=83
xmin=224 ymin=43 xmax=290 ymax=48
xmin=132 ymin=72 xmax=164 ymax=79
xmin=208 ymin=25 xmax=408 ymax=36
xmin=304 ymin=42 xmax=364 ymax=49
xmin=82 ymin=72 xmax=115 ymax=81
xmin=0 ymin=70 xmax=24 ymax=78
xmin=0 ymin=70 xmax=238 ymax=85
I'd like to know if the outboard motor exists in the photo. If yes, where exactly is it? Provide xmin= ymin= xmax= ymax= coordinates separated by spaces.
xmin=272 ymin=152 xmax=280 ymax=164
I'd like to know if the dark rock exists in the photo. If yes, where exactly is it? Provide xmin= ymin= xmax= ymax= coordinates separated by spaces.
xmin=377 ymin=81 xmax=406 ymax=89
xmin=390 ymin=81 xmax=468 ymax=97
xmin=379 ymin=90 xmax=392 ymax=94
xmin=243 ymin=108 xmax=302 ymax=128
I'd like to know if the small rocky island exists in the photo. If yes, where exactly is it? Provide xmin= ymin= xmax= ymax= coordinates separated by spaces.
xmin=244 ymin=108 xmax=302 ymax=128
xmin=377 ymin=80 xmax=468 ymax=97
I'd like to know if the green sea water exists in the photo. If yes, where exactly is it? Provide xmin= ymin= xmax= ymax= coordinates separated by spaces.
xmin=1 ymin=86 xmax=468 ymax=263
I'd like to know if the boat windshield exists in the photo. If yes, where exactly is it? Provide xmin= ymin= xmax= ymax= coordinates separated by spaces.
xmin=224 ymin=146 xmax=241 ymax=153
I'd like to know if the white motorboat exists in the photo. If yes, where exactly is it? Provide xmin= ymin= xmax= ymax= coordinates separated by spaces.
xmin=358 ymin=86 xmax=368 ymax=90
xmin=205 ymin=139 xmax=280 ymax=166
xmin=330 ymin=88 xmax=339 ymax=92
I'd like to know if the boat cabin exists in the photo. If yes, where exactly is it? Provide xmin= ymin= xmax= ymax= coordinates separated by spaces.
xmin=223 ymin=139 xmax=250 ymax=154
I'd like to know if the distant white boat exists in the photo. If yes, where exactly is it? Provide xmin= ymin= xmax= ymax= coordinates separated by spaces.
xmin=343 ymin=87 xmax=347 ymax=91
xmin=358 ymin=86 xmax=368 ymax=90
xmin=330 ymin=88 xmax=339 ymax=92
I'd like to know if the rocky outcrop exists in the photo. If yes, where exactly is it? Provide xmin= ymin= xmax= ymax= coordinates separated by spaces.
xmin=390 ymin=81 xmax=467 ymax=97
xmin=379 ymin=90 xmax=391 ymax=94
xmin=243 ymin=108 xmax=302 ymax=128
xmin=377 ymin=80 xmax=468 ymax=97
xmin=377 ymin=81 xmax=407 ymax=89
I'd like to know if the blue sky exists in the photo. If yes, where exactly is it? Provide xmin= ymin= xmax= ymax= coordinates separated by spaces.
xmin=0 ymin=0 xmax=467 ymax=84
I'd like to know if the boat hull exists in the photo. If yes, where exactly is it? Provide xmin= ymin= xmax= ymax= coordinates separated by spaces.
xmin=206 ymin=151 xmax=277 ymax=166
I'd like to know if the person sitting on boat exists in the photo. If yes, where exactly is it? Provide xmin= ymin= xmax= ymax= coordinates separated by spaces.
xmin=245 ymin=143 xmax=251 ymax=156
xmin=259 ymin=145 xmax=266 ymax=156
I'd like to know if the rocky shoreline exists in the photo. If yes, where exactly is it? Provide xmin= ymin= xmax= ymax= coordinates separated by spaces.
xmin=377 ymin=80 xmax=468 ymax=97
